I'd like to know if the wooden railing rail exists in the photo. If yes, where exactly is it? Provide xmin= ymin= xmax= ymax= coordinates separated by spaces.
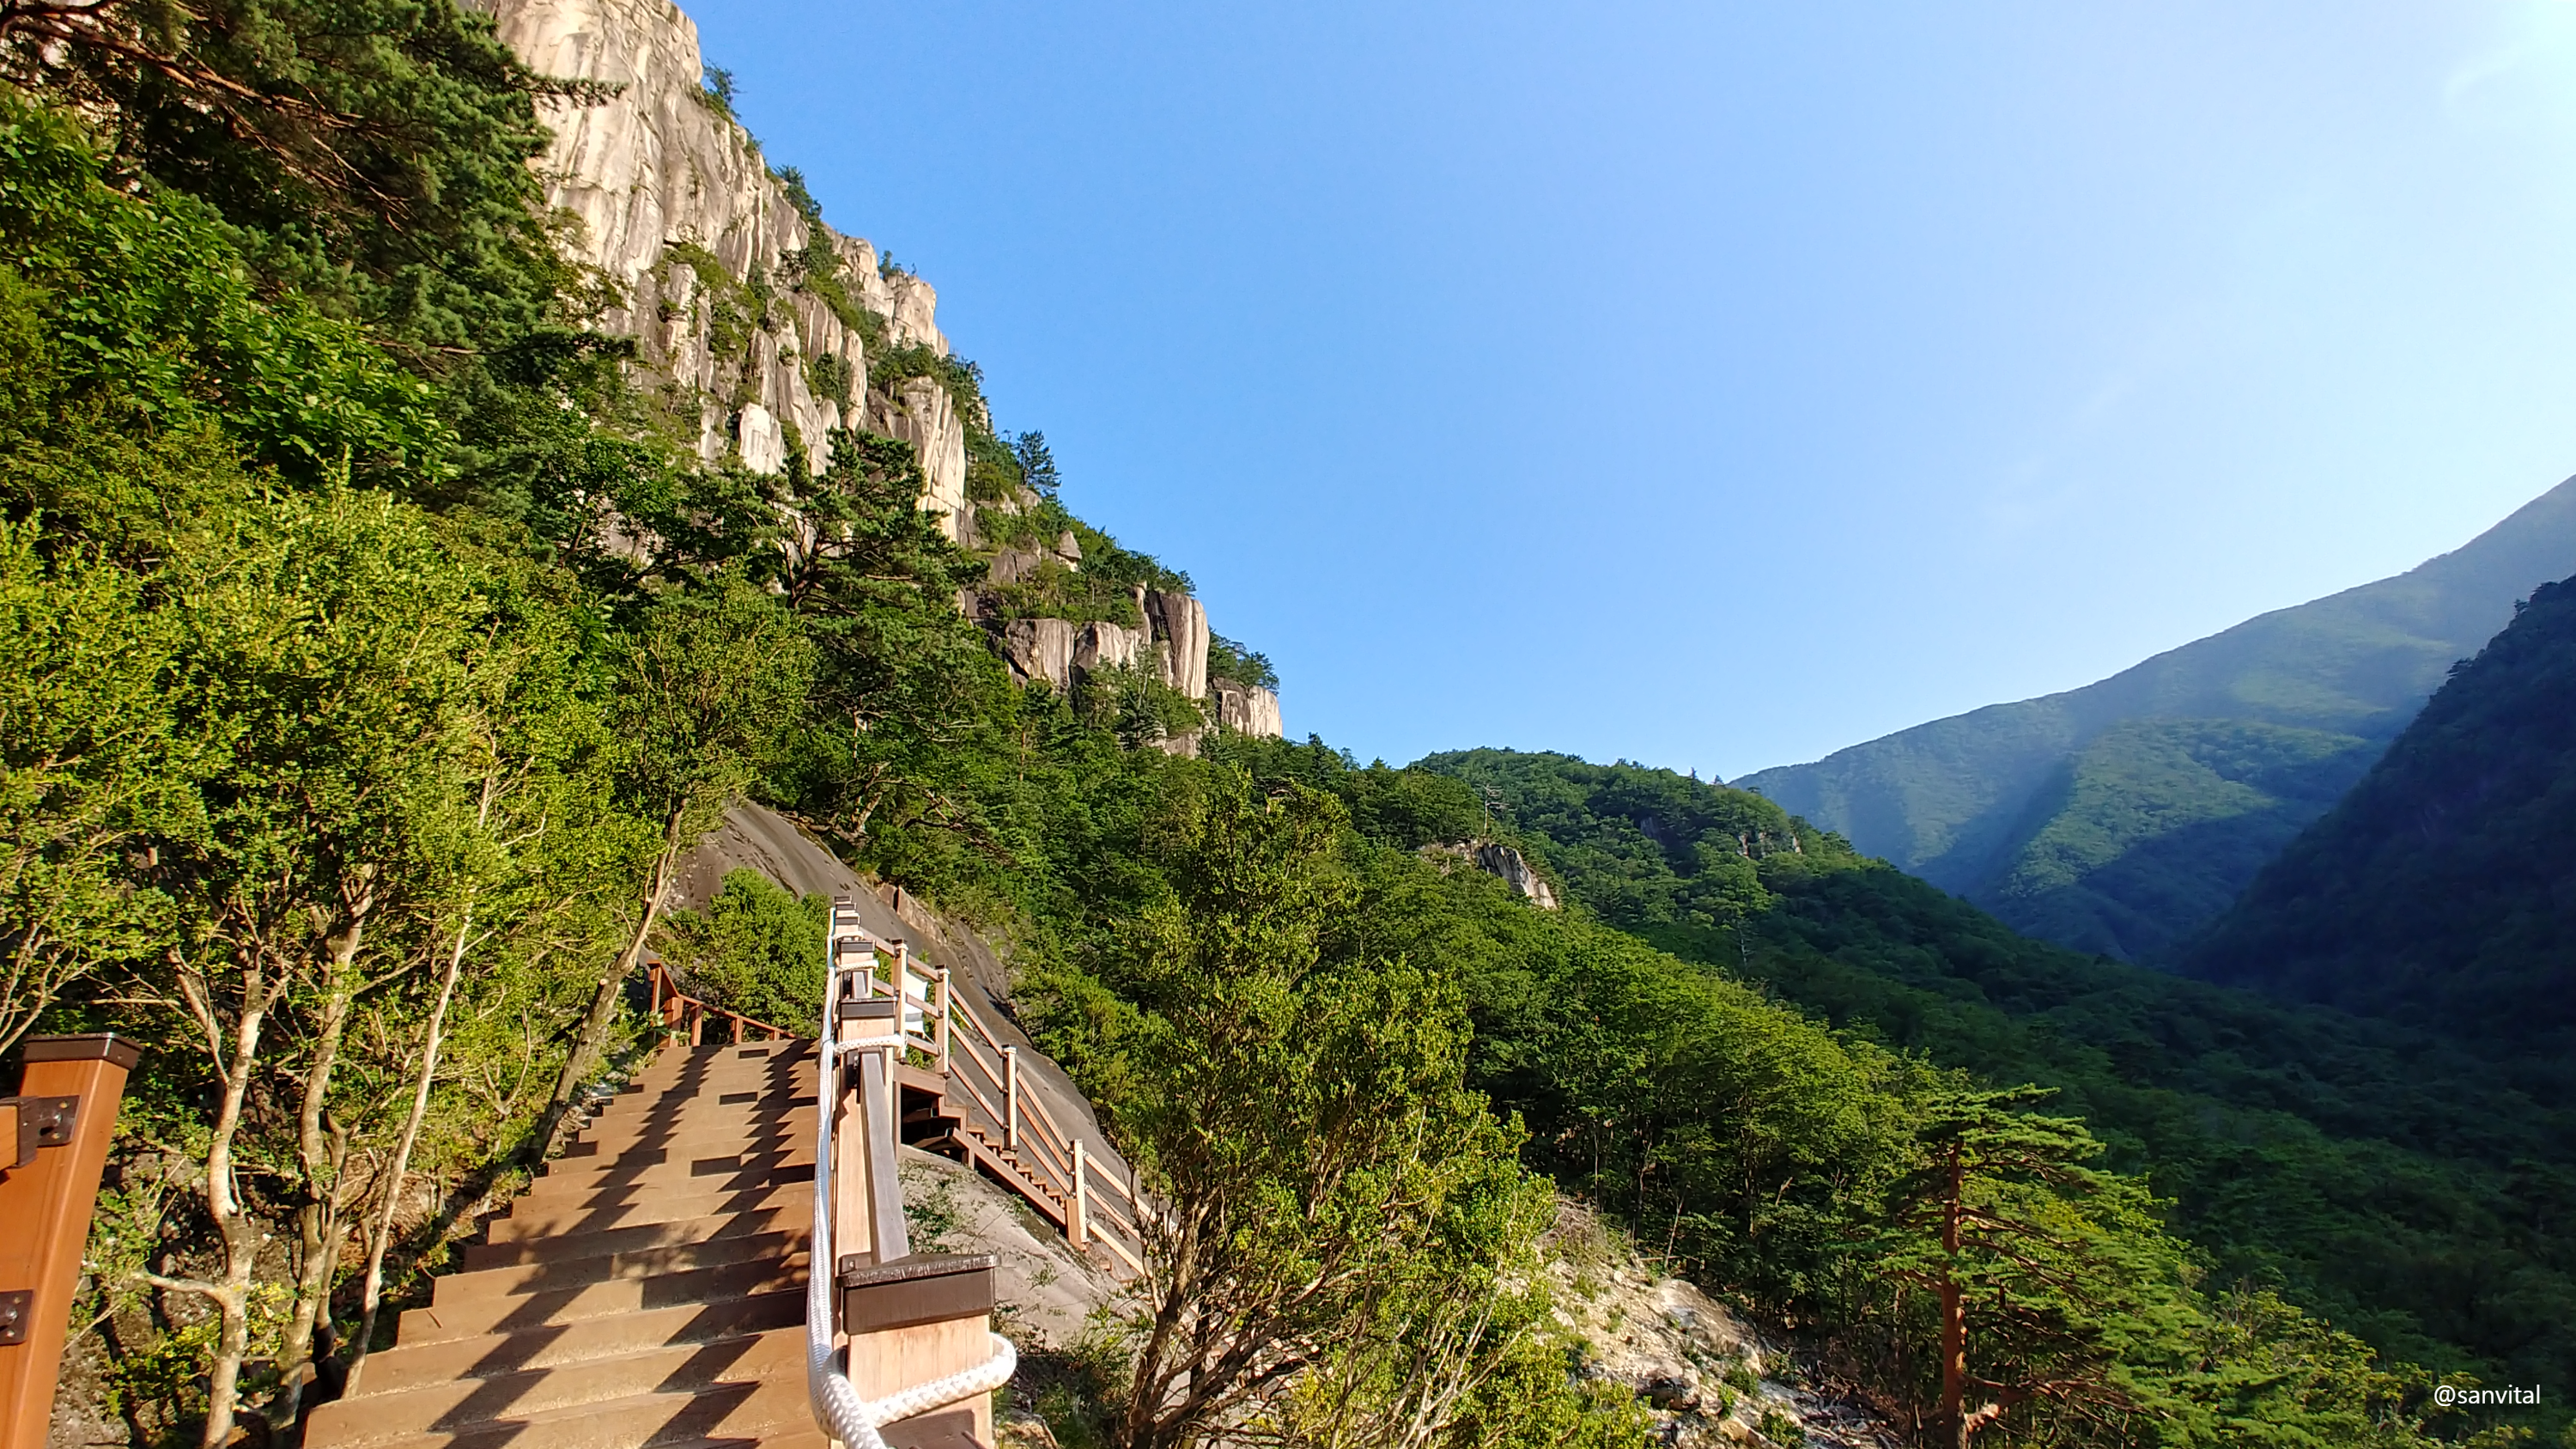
xmin=0 ymin=1034 xmax=142 ymax=1449
xmin=824 ymin=916 xmax=1151 ymax=1275
xmin=643 ymin=960 xmax=792 ymax=1045
xmin=807 ymin=902 xmax=1013 ymax=1447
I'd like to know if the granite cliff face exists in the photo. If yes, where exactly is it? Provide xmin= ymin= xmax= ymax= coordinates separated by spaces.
xmin=471 ymin=0 xmax=967 ymax=530
xmin=991 ymin=589 xmax=1209 ymax=698
xmin=480 ymin=0 xmax=1283 ymax=742
xmin=1419 ymin=840 xmax=1561 ymax=910
xmin=1214 ymin=681 xmax=1283 ymax=739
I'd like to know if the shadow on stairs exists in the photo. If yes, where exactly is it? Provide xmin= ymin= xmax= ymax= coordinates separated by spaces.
xmin=304 ymin=1042 xmax=971 ymax=1449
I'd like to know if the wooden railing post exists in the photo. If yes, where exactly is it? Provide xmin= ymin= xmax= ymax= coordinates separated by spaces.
xmin=0 ymin=1034 xmax=142 ymax=1449
xmin=1069 ymin=1138 xmax=1090 ymax=1248
xmin=1002 ymin=1046 xmax=1020 ymax=1152
xmin=933 ymin=969 xmax=952 ymax=1074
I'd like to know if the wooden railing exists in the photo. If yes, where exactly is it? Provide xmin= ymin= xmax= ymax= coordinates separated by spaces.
xmin=643 ymin=960 xmax=792 ymax=1044
xmin=0 ymin=1035 xmax=142 ymax=1449
xmin=842 ymin=928 xmax=1149 ymax=1277
xmin=641 ymin=942 xmax=1143 ymax=1275
xmin=810 ymin=902 xmax=1014 ymax=1447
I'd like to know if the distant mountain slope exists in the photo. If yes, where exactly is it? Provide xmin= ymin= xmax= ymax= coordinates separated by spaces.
xmin=2184 ymin=572 xmax=2576 ymax=1077
xmin=1737 ymin=476 xmax=2576 ymax=959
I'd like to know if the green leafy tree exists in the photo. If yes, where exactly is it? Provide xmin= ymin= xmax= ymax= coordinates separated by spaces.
xmin=653 ymin=868 xmax=827 ymax=1030
xmin=5 ymin=0 xmax=595 ymax=352
xmin=547 ymin=575 xmax=813 ymax=1117
xmin=1060 ymin=776 xmax=1633 ymax=1449
xmin=113 ymin=485 xmax=495 ymax=1444
xmin=0 ymin=516 xmax=197 ymax=1051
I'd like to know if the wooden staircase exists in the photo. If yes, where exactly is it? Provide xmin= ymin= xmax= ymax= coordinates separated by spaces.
xmin=306 ymin=1041 xmax=836 ymax=1449
xmin=306 ymin=907 xmax=1125 ymax=1449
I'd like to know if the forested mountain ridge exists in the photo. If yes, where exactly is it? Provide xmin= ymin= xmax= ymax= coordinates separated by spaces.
xmin=2184 ymin=571 xmax=2576 ymax=1092
xmin=1420 ymin=749 xmax=2576 ymax=1416
xmin=1738 ymin=479 xmax=2576 ymax=959
xmin=0 ymin=0 xmax=2557 ymax=1444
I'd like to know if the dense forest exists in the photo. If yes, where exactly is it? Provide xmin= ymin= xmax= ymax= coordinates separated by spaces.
xmin=1419 ymin=751 xmax=2576 ymax=1416
xmin=0 ymin=3 xmax=2563 ymax=1447
xmin=2185 ymin=572 xmax=2576 ymax=1097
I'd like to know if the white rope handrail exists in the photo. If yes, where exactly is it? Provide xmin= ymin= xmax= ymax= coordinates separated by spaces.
xmin=809 ymin=925 xmax=1016 ymax=1447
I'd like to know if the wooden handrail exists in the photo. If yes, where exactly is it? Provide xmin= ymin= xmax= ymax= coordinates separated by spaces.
xmin=811 ymin=907 xmax=1010 ymax=1446
xmin=950 ymin=992 xmax=1008 ymax=1057
xmin=945 ymin=1056 xmax=1008 ymax=1134
xmin=799 ymin=904 xmax=1151 ymax=1282
xmin=0 ymin=1035 xmax=142 ymax=1449
xmin=642 ymin=961 xmax=792 ymax=1044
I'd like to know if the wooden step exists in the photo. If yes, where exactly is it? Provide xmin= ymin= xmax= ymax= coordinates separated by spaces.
xmin=431 ymin=1235 xmax=806 ymax=1307
xmin=623 ymin=1041 xmax=804 ymax=1077
xmin=398 ymin=1258 xmax=809 ymax=1344
xmin=532 ymin=1149 xmax=812 ymax=1194
xmin=353 ymin=1293 xmax=804 ymax=1395
xmin=491 ymin=1184 xmax=812 ymax=1243
xmin=464 ymin=1207 xmax=807 ymax=1270
xmin=561 ymin=1117 xmax=814 ymax=1160
xmin=312 ymin=1325 xmax=805 ymax=1442
xmin=598 ymin=1083 xmax=811 ymax=1118
xmin=609 ymin=1076 xmax=810 ymax=1106
xmin=312 ymin=1371 xmax=816 ymax=1449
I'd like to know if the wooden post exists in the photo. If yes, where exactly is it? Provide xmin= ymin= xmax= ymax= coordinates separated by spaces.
xmin=0 ymin=1035 xmax=142 ymax=1449
xmin=1002 ymin=1046 xmax=1020 ymax=1152
xmin=689 ymin=1008 xmax=703 ymax=1047
xmin=1069 ymin=1138 xmax=1090 ymax=1248
xmin=933 ymin=969 xmax=952 ymax=1075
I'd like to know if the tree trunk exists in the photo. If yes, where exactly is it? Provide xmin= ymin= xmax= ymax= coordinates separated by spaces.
xmin=344 ymin=897 xmax=475 ymax=1393
xmin=1940 ymin=1148 xmax=1968 ymax=1449
xmin=273 ymin=875 xmax=375 ymax=1428
xmin=157 ymin=958 xmax=288 ymax=1449
xmin=542 ymin=812 xmax=686 ymax=1142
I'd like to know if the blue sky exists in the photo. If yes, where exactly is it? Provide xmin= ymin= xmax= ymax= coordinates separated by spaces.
xmin=691 ymin=0 xmax=2576 ymax=779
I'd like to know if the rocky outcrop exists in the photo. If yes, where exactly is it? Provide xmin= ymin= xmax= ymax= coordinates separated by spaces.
xmin=1214 ymin=681 xmax=1283 ymax=739
xmin=1139 ymin=590 xmax=1208 ymax=699
xmin=866 ymin=374 xmax=969 ymax=536
xmin=1074 ymin=619 xmax=1145 ymax=675
xmin=474 ymin=0 xmax=966 ymax=534
xmin=993 ymin=617 xmax=1163 ymax=693
xmin=1546 ymin=1202 xmax=1899 ymax=1447
xmin=1420 ymin=839 xmax=1560 ymax=909
xmin=994 ymin=618 xmax=1078 ymax=691
xmin=1475 ymin=842 xmax=1560 ymax=909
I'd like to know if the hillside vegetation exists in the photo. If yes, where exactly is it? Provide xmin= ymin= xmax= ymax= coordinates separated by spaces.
xmin=1419 ymin=750 xmax=2576 ymax=1424
xmin=2185 ymin=572 xmax=2576 ymax=1099
xmin=0 ymin=8 xmax=2559 ymax=1446
xmin=1738 ymin=488 xmax=2576 ymax=959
